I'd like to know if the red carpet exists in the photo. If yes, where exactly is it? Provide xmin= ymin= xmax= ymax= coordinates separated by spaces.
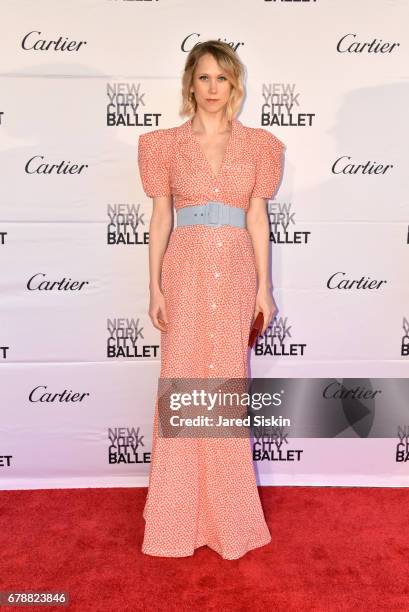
xmin=0 ymin=486 xmax=408 ymax=611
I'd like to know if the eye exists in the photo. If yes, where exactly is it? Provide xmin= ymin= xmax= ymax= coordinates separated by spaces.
xmin=198 ymin=75 xmax=227 ymax=81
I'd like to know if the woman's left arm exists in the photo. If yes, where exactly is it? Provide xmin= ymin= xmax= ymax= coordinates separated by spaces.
xmin=246 ymin=197 xmax=277 ymax=335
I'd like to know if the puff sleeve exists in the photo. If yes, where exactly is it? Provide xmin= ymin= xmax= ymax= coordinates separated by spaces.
xmin=137 ymin=129 xmax=172 ymax=198
xmin=251 ymin=129 xmax=285 ymax=199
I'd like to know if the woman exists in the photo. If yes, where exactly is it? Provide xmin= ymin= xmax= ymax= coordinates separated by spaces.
xmin=137 ymin=40 xmax=285 ymax=560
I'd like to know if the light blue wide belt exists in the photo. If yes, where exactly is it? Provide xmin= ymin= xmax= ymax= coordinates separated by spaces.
xmin=176 ymin=201 xmax=246 ymax=229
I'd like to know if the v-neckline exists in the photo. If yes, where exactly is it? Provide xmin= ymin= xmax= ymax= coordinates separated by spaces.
xmin=189 ymin=117 xmax=235 ymax=181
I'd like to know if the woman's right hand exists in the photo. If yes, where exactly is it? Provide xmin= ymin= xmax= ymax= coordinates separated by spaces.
xmin=149 ymin=286 xmax=169 ymax=332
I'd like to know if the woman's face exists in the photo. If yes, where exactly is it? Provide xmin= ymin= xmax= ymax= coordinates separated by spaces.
xmin=190 ymin=52 xmax=232 ymax=116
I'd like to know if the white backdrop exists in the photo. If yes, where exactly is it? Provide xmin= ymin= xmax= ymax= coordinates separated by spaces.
xmin=1 ymin=0 xmax=408 ymax=490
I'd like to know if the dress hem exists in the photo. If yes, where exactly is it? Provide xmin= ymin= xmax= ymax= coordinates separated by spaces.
xmin=141 ymin=532 xmax=272 ymax=561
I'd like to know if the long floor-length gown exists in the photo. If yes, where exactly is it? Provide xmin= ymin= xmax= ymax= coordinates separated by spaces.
xmin=137 ymin=116 xmax=285 ymax=560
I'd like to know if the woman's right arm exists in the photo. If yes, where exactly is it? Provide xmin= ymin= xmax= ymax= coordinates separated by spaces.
xmin=137 ymin=129 xmax=173 ymax=332
xmin=148 ymin=195 xmax=173 ymax=332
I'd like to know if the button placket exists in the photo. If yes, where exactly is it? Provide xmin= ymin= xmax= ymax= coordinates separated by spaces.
xmin=208 ymin=232 xmax=223 ymax=372
xmin=209 ymin=294 xmax=217 ymax=370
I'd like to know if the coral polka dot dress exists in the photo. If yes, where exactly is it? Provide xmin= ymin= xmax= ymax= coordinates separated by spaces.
xmin=137 ymin=116 xmax=285 ymax=560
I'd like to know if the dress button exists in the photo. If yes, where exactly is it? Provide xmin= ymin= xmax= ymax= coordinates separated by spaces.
xmin=210 ymin=332 xmax=214 ymax=338
xmin=214 ymin=272 xmax=220 ymax=278
xmin=214 ymin=188 xmax=219 ymax=193
xmin=209 ymin=364 xmax=214 ymax=369
xmin=211 ymin=303 xmax=217 ymax=309
xmin=217 ymin=242 xmax=223 ymax=247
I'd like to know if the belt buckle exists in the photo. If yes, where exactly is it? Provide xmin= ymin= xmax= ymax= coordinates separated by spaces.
xmin=207 ymin=201 xmax=221 ymax=226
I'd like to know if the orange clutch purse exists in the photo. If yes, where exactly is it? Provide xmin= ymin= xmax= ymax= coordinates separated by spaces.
xmin=248 ymin=312 xmax=264 ymax=348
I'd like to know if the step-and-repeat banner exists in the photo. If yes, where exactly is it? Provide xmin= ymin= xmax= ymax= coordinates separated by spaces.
xmin=1 ymin=0 xmax=408 ymax=490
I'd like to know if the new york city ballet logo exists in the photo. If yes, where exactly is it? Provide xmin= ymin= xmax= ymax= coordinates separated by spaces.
xmin=248 ymin=384 xmax=302 ymax=462
xmin=106 ymin=81 xmax=163 ymax=129
xmin=252 ymin=426 xmax=303 ymax=463
xmin=260 ymin=82 xmax=315 ymax=129
xmin=396 ymin=426 xmax=409 ymax=463
xmin=268 ymin=201 xmax=310 ymax=245
xmin=107 ymin=317 xmax=159 ymax=359
xmin=254 ymin=316 xmax=306 ymax=358
xmin=107 ymin=203 xmax=148 ymax=246
xmin=108 ymin=427 xmax=150 ymax=465
xmin=0 ymin=454 xmax=12 ymax=469
xmin=402 ymin=318 xmax=409 ymax=357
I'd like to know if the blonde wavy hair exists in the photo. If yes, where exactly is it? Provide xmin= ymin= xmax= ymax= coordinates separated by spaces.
xmin=180 ymin=40 xmax=245 ymax=122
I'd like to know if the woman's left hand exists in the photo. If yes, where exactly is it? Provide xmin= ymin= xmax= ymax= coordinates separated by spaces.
xmin=252 ymin=286 xmax=278 ymax=335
